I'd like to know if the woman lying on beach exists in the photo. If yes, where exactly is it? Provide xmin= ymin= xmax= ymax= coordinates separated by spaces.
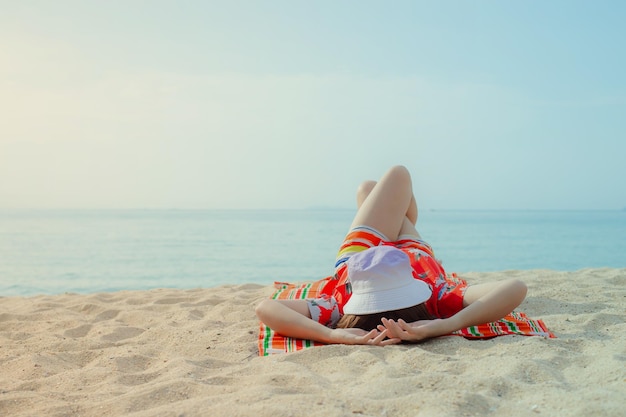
xmin=255 ymin=165 xmax=528 ymax=346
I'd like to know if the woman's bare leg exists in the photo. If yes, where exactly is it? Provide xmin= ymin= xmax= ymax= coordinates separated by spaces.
xmin=356 ymin=180 xmax=377 ymax=209
xmin=356 ymin=179 xmax=418 ymax=225
xmin=354 ymin=168 xmax=421 ymax=240
xmin=349 ymin=165 xmax=417 ymax=241
xmin=398 ymin=217 xmax=422 ymax=240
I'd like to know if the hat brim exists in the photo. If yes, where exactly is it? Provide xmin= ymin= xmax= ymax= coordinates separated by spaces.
xmin=342 ymin=279 xmax=432 ymax=315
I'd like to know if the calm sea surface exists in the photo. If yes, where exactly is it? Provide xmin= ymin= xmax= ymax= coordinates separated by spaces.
xmin=1 ymin=209 xmax=624 ymax=296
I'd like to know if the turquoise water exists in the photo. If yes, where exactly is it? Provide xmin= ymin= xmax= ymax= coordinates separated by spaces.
xmin=1 ymin=209 xmax=624 ymax=296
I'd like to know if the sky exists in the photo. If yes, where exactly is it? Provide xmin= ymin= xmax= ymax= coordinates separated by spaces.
xmin=1 ymin=1 xmax=625 ymax=210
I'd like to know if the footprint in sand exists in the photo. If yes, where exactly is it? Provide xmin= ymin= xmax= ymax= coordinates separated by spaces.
xmin=64 ymin=324 xmax=93 ymax=338
xmin=101 ymin=327 xmax=145 ymax=343
xmin=154 ymin=297 xmax=193 ymax=305
xmin=188 ymin=309 xmax=205 ymax=320
xmin=94 ymin=310 xmax=121 ymax=322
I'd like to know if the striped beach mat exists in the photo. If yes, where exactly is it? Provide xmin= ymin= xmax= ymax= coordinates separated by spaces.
xmin=258 ymin=278 xmax=556 ymax=356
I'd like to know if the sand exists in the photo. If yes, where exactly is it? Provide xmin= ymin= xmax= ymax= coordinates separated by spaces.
xmin=1 ymin=268 xmax=625 ymax=417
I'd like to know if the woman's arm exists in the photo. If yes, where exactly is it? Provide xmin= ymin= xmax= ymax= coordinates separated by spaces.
xmin=256 ymin=299 xmax=398 ymax=345
xmin=380 ymin=278 xmax=528 ymax=342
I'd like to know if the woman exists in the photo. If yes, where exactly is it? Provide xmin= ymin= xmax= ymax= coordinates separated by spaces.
xmin=255 ymin=165 xmax=527 ymax=346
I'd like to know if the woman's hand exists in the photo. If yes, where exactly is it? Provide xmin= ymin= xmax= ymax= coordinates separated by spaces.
xmin=378 ymin=318 xmax=452 ymax=342
xmin=328 ymin=327 xmax=401 ymax=346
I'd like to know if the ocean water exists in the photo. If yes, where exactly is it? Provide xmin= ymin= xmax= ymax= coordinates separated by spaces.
xmin=1 ymin=209 xmax=624 ymax=297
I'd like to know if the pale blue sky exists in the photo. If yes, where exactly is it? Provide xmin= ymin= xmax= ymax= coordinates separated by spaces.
xmin=1 ymin=1 xmax=624 ymax=210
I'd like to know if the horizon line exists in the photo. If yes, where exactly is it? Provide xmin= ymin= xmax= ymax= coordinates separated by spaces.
xmin=0 ymin=207 xmax=624 ymax=212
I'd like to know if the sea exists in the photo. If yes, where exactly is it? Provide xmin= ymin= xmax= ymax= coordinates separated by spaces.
xmin=1 ymin=209 xmax=624 ymax=297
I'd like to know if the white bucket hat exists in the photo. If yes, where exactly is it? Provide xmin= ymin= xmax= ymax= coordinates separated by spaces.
xmin=342 ymin=245 xmax=432 ymax=315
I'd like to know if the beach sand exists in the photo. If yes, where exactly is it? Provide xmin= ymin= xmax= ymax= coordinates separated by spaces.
xmin=1 ymin=269 xmax=624 ymax=417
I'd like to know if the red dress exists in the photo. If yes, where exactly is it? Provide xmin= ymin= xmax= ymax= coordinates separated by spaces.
xmin=308 ymin=227 xmax=468 ymax=327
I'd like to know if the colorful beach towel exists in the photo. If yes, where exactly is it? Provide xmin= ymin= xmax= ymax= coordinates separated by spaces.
xmin=258 ymin=278 xmax=556 ymax=356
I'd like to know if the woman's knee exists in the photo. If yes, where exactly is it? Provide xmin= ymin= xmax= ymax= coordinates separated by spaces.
xmin=510 ymin=279 xmax=528 ymax=300
xmin=357 ymin=166 xmax=411 ymax=199
xmin=356 ymin=180 xmax=377 ymax=207
xmin=385 ymin=165 xmax=412 ymax=188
